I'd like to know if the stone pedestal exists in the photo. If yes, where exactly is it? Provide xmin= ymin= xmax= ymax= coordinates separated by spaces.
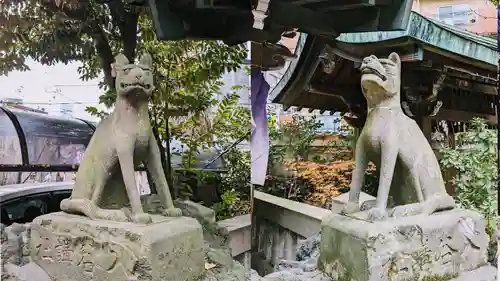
xmin=29 ymin=212 xmax=205 ymax=281
xmin=319 ymin=209 xmax=488 ymax=281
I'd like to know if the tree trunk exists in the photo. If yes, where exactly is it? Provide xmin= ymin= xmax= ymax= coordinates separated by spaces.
xmin=164 ymin=114 xmax=173 ymax=192
xmin=151 ymin=124 xmax=175 ymax=198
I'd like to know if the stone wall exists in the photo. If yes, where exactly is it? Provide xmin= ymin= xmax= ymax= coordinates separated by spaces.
xmin=0 ymin=199 xmax=252 ymax=281
xmin=252 ymin=191 xmax=500 ymax=281
xmin=1 ymin=223 xmax=32 ymax=280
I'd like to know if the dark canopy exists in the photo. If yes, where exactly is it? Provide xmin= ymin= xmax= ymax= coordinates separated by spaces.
xmin=0 ymin=106 xmax=227 ymax=171
xmin=0 ymin=106 xmax=94 ymax=166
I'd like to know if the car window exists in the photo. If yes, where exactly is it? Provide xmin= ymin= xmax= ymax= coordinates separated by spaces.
xmin=1 ymin=193 xmax=51 ymax=224
xmin=47 ymin=190 xmax=72 ymax=213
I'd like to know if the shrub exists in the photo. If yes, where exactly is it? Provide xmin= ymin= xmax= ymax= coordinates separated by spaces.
xmin=439 ymin=118 xmax=498 ymax=235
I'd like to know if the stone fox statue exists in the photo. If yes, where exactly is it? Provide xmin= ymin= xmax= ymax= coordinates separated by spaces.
xmin=340 ymin=53 xmax=455 ymax=221
xmin=60 ymin=53 xmax=181 ymax=224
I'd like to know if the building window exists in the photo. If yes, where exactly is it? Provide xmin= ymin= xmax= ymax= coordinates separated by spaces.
xmin=437 ymin=5 xmax=476 ymax=26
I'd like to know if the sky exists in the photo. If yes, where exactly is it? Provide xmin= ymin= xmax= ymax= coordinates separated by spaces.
xmin=0 ymin=60 xmax=109 ymax=122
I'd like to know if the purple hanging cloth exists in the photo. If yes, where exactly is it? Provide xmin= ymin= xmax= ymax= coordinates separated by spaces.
xmin=251 ymin=67 xmax=270 ymax=186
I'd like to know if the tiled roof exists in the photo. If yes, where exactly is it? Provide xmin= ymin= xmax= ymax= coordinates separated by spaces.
xmin=337 ymin=11 xmax=497 ymax=67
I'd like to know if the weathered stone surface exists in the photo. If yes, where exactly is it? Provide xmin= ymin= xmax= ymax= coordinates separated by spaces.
xmin=273 ymin=234 xmax=321 ymax=276
xmin=203 ymin=248 xmax=249 ymax=281
xmin=174 ymin=199 xmax=216 ymax=223
xmin=449 ymin=265 xmax=496 ymax=281
xmin=296 ymin=233 xmax=320 ymax=262
xmin=257 ymin=234 xmax=329 ymax=281
xmin=36 ymin=260 xmax=93 ymax=281
xmin=1 ymin=223 xmax=32 ymax=281
xmin=255 ymin=221 xmax=494 ymax=281
xmin=30 ymin=212 xmax=205 ymax=281
xmin=319 ymin=209 xmax=488 ymax=281
xmin=250 ymin=269 xmax=264 ymax=281
xmin=262 ymin=270 xmax=329 ymax=281
xmin=60 ymin=52 xmax=182 ymax=224
xmin=3 ymin=262 xmax=52 ymax=281
xmin=144 ymin=195 xmax=229 ymax=250
xmin=173 ymin=198 xmax=230 ymax=250
xmin=331 ymin=192 xmax=376 ymax=214
xmin=341 ymin=53 xmax=455 ymax=221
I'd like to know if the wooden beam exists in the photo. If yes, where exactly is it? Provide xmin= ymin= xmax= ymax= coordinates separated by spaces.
xmin=430 ymin=108 xmax=497 ymax=125
xmin=268 ymin=2 xmax=340 ymax=36
xmin=313 ymin=0 xmax=390 ymax=12
xmin=442 ymin=81 xmax=497 ymax=96
xmin=443 ymin=65 xmax=497 ymax=85
xmin=292 ymin=0 xmax=328 ymax=5
xmin=410 ymin=67 xmax=497 ymax=88
xmin=422 ymin=45 xmax=496 ymax=73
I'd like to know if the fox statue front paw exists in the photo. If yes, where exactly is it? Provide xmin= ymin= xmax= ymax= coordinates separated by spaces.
xmin=162 ymin=208 xmax=182 ymax=217
xmin=367 ymin=207 xmax=388 ymax=221
xmin=132 ymin=212 xmax=153 ymax=224
xmin=340 ymin=202 xmax=361 ymax=215
xmin=360 ymin=200 xmax=376 ymax=211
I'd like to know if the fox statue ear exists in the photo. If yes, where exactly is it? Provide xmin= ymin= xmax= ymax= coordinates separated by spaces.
xmin=111 ymin=54 xmax=129 ymax=77
xmin=388 ymin=52 xmax=401 ymax=66
xmin=139 ymin=52 xmax=153 ymax=68
xmin=388 ymin=52 xmax=401 ymax=74
xmin=111 ymin=53 xmax=129 ymax=77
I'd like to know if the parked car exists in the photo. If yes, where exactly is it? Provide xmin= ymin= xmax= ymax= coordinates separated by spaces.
xmin=0 ymin=182 xmax=73 ymax=226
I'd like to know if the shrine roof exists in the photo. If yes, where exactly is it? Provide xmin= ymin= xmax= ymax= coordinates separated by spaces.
xmin=268 ymin=12 xmax=498 ymax=116
xmin=336 ymin=11 xmax=497 ymax=67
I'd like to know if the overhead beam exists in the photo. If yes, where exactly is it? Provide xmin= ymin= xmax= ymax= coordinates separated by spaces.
xmin=267 ymin=1 xmax=339 ymax=36
xmin=430 ymin=109 xmax=497 ymax=125
xmin=305 ymin=0 xmax=392 ymax=12
xmin=292 ymin=0 xmax=329 ymax=5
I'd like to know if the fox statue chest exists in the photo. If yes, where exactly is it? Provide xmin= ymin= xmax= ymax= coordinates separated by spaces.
xmin=133 ymin=123 xmax=151 ymax=159
xmin=360 ymin=109 xmax=399 ymax=151
xmin=111 ymin=111 xmax=152 ymax=161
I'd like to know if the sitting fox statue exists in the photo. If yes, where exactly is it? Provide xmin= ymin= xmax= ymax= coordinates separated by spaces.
xmin=340 ymin=53 xmax=455 ymax=221
xmin=60 ymin=52 xmax=181 ymax=224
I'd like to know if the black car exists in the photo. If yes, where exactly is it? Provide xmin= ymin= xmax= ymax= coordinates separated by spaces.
xmin=0 ymin=182 xmax=73 ymax=226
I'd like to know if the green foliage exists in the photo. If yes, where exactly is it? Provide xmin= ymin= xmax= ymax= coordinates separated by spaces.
xmin=262 ymin=174 xmax=313 ymax=201
xmin=176 ymin=92 xmax=250 ymax=170
xmin=85 ymin=106 xmax=109 ymax=120
xmin=171 ymin=90 xmax=250 ymax=200
xmin=0 ymin=0 xmax=250 ymax=216
xmin=0 ymin=0 xmax=247 ymax=149
xmin=173 ymin=135 xmax=251 ymax=218
xmin=213 ymin=188 xmax=251 ymax=221
xmin=262 ymin=115 xmax=379 ymax=206
xmin=175 ymin=171 xmax=197 ymax=200
xmin=261 ymin=116 xmax=323 ymax=200
xmin=439 ymin=118 xmax=498 ymax=234
xmin=214 ymin=148 xmax=251 ymax=220
xmin=269 ymin=115 xmax=323 ymax=163
xmin=220 ymin=148 xmax=251 ymax=197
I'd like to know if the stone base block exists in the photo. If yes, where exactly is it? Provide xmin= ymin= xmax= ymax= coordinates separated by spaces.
xmin=30 ymin=212 xmax=205 ymax=281
xmin=319 ymin=209 xmax=489 ymax=281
